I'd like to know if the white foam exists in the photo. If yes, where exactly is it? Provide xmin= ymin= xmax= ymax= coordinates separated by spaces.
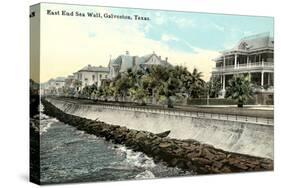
xmin=39 ymin=117 xmax=59 ymax=135
xmin=135 ymin=170 xmax=155 ymax=179
xmin=115 ymin=145 xmax=156 ymax=168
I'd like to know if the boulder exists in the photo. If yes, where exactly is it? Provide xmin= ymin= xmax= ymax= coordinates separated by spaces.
xmin=156 ymin=130 xmax=171 ymax=138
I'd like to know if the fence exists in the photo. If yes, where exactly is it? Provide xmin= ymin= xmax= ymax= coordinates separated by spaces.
xmin=93 ymin=104 xmax=273 ymax=126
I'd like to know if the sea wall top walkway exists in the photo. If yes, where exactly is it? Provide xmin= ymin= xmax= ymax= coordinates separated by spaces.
xmin=48 ymin=97 xmax=273 ymax=126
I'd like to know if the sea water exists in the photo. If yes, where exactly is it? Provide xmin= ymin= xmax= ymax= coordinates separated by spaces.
xmin=39 ymin=114 xmax=190 ymax=184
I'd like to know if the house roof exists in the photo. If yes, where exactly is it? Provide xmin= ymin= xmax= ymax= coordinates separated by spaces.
xmin=223 ymin=33 xmax=274 ymax=54
xmin=55 ymin=77 xmax=66 ymax=82
xmin=110 ymin=52 xmax=171 ymax=72
xmin=67 ymin=75 xmax=74 ymax=79
xmin=78 ymin=65 xmax=109 ymax=72
xmin=118 ymin=55 xmax=134 ymax=72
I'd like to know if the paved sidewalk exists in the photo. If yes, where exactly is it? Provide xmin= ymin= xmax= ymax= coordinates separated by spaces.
xmin=193 ymin=105 xmax=273 ymax=111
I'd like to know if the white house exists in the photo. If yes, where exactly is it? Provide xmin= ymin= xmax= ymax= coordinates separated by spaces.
xmin=73 ymin=65 xmax=109 ymax=89
xmin=212 ymin=33 xmax=274 ymax=104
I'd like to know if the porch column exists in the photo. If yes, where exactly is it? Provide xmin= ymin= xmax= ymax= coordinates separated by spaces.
xmin=268 ymin=73 xmax=271 ymax=86
xmin=247 ymin=56 xmax=249 ymax=67
xmin=261 ymin=71 xmax=264 ymax=87
xmin=221 ymin=74 xmax=226 ymax=98
xmin=223 ymin=75 xmax=226 ymax=90
xmin=223 ymin=56 xmax=226 ymax=69
xmin=234 ymin=54 xmax=237 ymax=69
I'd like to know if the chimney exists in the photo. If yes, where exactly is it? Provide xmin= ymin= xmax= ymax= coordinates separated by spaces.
xmin=165 ymin=57 xmax=168 ymax=62
xmin=132 ymin=56 xmax=137 ymax=67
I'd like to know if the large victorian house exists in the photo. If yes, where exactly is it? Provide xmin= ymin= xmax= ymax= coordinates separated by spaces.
xmin=108 ymin=51 xmax=171 ymax=79
xmin=212 ymin=33 xmax=274 ymax=103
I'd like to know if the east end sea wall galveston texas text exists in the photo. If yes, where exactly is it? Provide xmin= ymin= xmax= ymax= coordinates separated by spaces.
xmin=46 ymin=9 xmax=150 ymax=21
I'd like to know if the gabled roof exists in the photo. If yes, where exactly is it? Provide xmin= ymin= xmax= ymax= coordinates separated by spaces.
xmin=118 ymin=55 xmax=134 ymax=72
xmin=223 ymin=33 xmax=274 ymax=54
xmin=110 ymin=52 xmax=171 ymax=72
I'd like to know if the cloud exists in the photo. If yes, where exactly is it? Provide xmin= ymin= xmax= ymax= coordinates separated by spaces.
xmin=211 ymin=23 xmax=225 ymax=32
xmin=154 ymin=12 xmax=166 ymax=25
xmin=161 ymin=34 xmax=179 ymax=42
xmin=174 ymin=18 xmax=195 ymax=28
xmin=40 ymin=5 xmax=219 ymax=83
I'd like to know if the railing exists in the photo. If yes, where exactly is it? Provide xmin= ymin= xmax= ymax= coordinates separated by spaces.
xmin=213 ymin=62 xmax=274 ymax=72
xmin=92 ymin=104 xmax=274 ymax=126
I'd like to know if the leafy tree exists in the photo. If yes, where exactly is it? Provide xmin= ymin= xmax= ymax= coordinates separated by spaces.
xmin=225 ymin=75 xmax=253 ymax=107
xmin=114 ymin=74 xmax=131 ymax=100
xmin=73 ymin=80 xmax=82 ymax=93
xmin=92 ymin=64 xmax=208 ymax=107
xmin=208 ymin=76 xmax=222 ymax=98
xmin=81 ymin=84 xmax=97 ymax=98
xmin=128 ymin=87 xmax=147 ymax=105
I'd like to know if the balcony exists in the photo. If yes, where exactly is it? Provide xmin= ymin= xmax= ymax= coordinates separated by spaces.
xmin=212 ymin=62 xmax=274 ymax=74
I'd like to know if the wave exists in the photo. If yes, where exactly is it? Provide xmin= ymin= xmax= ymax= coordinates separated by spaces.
xmin=39 ymin=116 xmax=59 ymax=135
xmin=111 ymin=145 xmax=156 ymax=180
xmin=116 ymin=145 xmax=156 ymax=169
xmin=135 ymin=170 xmax=155 ymax=179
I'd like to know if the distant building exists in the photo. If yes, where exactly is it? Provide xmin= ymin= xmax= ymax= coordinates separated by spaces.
xmin=64 ymin=75 xmax=75 ymax=88
xmin=41 ymin=77 xmax=66 ymax=96
xmin=108 ymin=51 xmax=171 ymax=79
xmin=211 ymin=33 xmax=274 ymax=102
xmin=73 ymin=65 xmax=109 ymax=88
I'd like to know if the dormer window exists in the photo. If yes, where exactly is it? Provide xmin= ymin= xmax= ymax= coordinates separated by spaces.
xmin=238 ymin=41 xmax=248 ymax=50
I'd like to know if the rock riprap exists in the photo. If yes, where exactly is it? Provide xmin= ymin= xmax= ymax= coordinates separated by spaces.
xmin=41 ymin=98 xmax=273 ymax=174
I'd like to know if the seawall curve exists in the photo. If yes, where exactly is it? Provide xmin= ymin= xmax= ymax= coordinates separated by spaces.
xmin=42 ymin=98 xmax=273 ymax=174
xmin=46 ymin=98 xmax=273 ymax=159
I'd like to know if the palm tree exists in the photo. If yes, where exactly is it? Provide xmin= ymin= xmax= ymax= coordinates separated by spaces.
xmin=153 ymin=67 xmax=181 ymax=108
xmin=188 ymin=68 xmax=205 ymax=98
xmin=225 ymin=74 xmax=253 ymax=107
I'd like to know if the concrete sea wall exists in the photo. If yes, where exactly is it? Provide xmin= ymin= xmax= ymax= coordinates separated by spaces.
xmin=42 ymin=98 xmax=273 ymax=174
xmin=47 ymin=98 xmax=273 ymax=159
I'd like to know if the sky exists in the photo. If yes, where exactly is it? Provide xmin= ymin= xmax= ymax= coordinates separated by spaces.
xmin=35 ymin=3 xmax=274 ymax=83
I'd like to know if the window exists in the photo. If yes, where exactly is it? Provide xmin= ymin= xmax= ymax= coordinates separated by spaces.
xmin=92 ymin=75 xmax=95 ymax=81
xmin=105 ymin=75 xmax=108 ymax=79
xmin=100 ymin=74 xmax=102 ymax=79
